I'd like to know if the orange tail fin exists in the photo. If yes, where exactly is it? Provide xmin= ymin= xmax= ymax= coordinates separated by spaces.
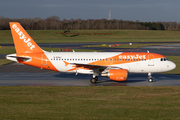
xmin=9 ymin=22 xmax=43 ymax=54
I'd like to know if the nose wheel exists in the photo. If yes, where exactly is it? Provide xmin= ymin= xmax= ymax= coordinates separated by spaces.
xmin=148 ymin=73 xmax=153 ymax=82
xmin=148 ymin=78 xmax=153 ymax=82
xmin=90 ymin=76 xmax=98 ymax=84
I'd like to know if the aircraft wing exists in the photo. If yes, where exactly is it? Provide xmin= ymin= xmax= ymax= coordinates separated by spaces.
xmin=69 ymin=62 xmax=121 ymax=70
xmin=63 ymin=61 xmax=121 ymax=70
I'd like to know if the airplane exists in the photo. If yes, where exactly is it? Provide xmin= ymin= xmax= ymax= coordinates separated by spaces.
xmin=6 ymin=22 xmax=176 ymax=83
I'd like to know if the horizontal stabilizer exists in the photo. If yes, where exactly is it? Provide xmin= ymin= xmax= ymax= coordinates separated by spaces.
xmin=6 ymin=54 xmax=31 ymax=62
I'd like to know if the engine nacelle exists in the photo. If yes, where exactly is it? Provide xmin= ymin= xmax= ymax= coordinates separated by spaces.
xmin=101 ymin=69 xmax=128 ymax=81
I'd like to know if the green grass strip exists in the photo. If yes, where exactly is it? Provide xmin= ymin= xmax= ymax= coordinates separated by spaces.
xmin=0 ymin=86 xmax=180 ymax=120
xmin=1 ymin=30 xmax=180 ymax=43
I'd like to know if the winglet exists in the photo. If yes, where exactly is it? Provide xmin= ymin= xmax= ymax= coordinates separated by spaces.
xmin=9 ymin=22 xmax=43 ymax=54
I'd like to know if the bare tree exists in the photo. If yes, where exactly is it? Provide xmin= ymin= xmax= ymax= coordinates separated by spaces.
xmin=0 ymin=16 xmax=177 ymax=30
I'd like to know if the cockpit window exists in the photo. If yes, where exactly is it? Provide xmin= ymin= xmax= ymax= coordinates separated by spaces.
xmin=161 ymin=58 xmax=169 ymax=61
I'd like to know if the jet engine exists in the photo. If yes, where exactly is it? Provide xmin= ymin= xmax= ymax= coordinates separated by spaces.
xmin=101 ymin=69 xmax=128 ymax=81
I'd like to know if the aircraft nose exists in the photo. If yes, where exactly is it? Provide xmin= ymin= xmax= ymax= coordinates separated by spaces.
xmin=168 ymin=61 xmax=176 ymax=71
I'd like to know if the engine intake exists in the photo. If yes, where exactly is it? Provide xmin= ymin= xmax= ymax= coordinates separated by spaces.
xmin=101 ymin=69 xmax=128 ymax=81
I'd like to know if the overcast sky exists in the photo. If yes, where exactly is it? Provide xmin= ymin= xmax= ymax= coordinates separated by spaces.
xmin=0 ymin=0 xmax=180 ymax=22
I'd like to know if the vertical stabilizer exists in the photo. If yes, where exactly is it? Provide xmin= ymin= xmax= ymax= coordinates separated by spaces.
xmin=9 ymin=22 xmax=43 ymax=54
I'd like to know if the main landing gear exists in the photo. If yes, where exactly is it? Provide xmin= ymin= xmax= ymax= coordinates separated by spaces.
xmin=90 ymin=76 xmax=98 ymax=84
xmin=148 ymin=73 xmax=153 ymax=82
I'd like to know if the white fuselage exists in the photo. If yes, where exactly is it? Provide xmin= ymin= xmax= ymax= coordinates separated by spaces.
xmin=44 ymin=52 xmax=176 ymax=74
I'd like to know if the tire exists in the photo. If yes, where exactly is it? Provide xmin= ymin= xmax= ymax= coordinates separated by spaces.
xmin=90 ymin=78 xmax=97 ymax=84
xmin=148 ymin=78 xmax=153 ymax=82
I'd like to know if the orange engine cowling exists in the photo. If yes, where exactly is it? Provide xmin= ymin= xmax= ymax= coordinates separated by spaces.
xmin=101 ymin=69 xmax=128 ymax=81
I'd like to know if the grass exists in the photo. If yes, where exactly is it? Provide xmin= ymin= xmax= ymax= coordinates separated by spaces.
xmin=0 ymin=46 xmax=16 ymax=54
xmin=0 ymin=86 xmax=180 ymax=120
xmin=0 ymin=59 xmax=12 ymax=66
xmin=83 ymin=43 xmax=175 ymax=48
xmin=42 ymin=47 xmax=102 ymax=52
xmin=1 ymin=30 xmax=180 ymax=43
xmin=0 ymin=46 xmax=100 ymax=54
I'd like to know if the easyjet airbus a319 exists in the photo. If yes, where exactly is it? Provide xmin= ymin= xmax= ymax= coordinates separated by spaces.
xmin=6 ymin=22 xmax=176 ymax=83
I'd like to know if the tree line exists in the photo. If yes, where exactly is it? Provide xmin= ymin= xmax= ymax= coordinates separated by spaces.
xmin=0 ymin=16 xmax=179 ymax=30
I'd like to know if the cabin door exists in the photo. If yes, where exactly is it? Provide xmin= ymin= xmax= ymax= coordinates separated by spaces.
xmin=148 ymin=54 xmax=154 ymax=66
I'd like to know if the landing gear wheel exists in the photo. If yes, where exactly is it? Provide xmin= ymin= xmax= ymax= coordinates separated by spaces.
xmin=90 ymin=78 xmax=97 ymax=84
xmin=90 ymin=76 xmax=98 ymax=84
xmin=148 ymin=78 xmax=153 ymax=82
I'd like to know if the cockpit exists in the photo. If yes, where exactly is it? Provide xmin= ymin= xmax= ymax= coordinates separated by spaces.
xmin=160 ymin=58 xmax=169 ymax=61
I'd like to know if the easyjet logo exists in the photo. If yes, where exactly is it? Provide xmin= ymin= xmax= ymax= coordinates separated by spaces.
xmin=12 ymin=24 xmax=35 ymax=50
xmin=119 ymin=54 xmax=146 ymax=59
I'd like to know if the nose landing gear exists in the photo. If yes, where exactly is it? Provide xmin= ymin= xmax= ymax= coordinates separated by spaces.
xmin=148 ymin=73 xmax=153 ymax=82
